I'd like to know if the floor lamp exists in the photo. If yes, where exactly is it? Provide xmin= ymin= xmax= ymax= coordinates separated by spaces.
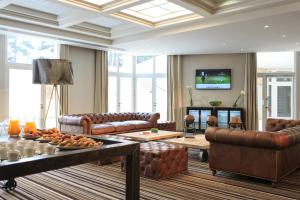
xmin=32 ymin=59 xmax=73 ymax=128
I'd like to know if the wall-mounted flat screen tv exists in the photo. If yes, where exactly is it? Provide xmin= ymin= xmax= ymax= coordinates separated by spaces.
xmin=195 ymin=69 xmax=231 ymax=90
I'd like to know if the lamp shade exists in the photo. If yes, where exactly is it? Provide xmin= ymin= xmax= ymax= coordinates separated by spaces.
xmin=33 ymin=59 xmax=74 ymax=85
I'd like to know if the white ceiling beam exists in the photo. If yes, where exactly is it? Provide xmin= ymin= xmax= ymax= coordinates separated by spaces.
xmin=168 ymin=0 xmax=213 ymax=17
xmin=0 ymin=16 xmax=112 ymax=45
xmin=0 ymin=0 xmax=15 ymax=9
xmin=58 ymin=11 xmax=98 ymax=28
xmin=57 ymin=0 xmax=151 ymax=28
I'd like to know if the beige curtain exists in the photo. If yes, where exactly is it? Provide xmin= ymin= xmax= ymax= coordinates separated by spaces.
xmin=93 ymin=50 xmax=108 ymax=113
xmin=59 ymin=44 xmax=70 ymax=115
xmin=167 ymin=55 xmax=183 ymax=130
xmin=244 ymin=53 xmax=258 ymax=130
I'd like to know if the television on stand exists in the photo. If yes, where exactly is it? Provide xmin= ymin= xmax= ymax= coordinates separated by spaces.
xmin=195 ymin=69 xmax=231 ymax=90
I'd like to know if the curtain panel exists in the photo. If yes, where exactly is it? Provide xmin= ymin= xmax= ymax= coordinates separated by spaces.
xmin=244 ymin=53 xmax=258 ymax=130
xmin=59 ymin=44 xmax=70 ymax=115
xmin=94 ymin=50 xmax=108 ymax=113
xmin=167 ymin=55 xmax=183 ymax=130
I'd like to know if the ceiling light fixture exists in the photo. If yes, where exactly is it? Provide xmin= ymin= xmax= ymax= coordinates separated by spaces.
xmin=296 ymin=42 xmax=300 ymax=45
xmin=263 ymin=25 xmax=269 ymax=28
xmin=282 ymin=34 xmax=286 ymax=38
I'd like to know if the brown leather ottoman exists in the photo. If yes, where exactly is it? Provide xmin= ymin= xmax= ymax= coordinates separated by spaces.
xmin=122 ymin=142 xmax=188 ymax=179
xmin=157 ymin=121 xmax=176 ymax=131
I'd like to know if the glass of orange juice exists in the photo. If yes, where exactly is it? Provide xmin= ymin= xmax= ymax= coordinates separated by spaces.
xmin=8 ymin=120 xmax=21 ymax=137
xmin=24 ymin=121 xmax=37 ymax=134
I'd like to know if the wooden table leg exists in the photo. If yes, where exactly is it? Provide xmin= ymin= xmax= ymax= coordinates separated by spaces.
xmin=126 ymin=145 xmax=140 ymax=200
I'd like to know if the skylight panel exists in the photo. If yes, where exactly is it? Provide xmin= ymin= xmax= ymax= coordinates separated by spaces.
xmin=121 ymin=0 xmax=195 ymax=23
xmin=83 ymin=0 xmax=114 ymax=6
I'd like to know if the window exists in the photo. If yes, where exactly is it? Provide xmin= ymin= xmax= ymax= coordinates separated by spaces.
xmin=7 ymin=34 xmax=57 ymax=64
xmin=135 ymin=55 xmax=167 ymax=120
xmin=108 ymin=52 xmax=134 ymax=112
xmin=257 ymin=52 xmax=295 ymax=130
xmin=7 ymin=33 xmax=58 ymax=128
xmin=108 ymin=52 xmax=168 ymax=120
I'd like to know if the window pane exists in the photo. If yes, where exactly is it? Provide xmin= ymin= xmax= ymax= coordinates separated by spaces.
xmin=108 ymin=52 xmax=119 ymax=72
xmin=7 ymin=34 xmax=57 ymax=64
xmin=9 ymin=69 xmax=41 ymax=127
xmin=156 ymin=78 xmax=167 ymax=120
xmin=120 ymin=77 xmax=132 ymax=112
xmin=108 ymin=76 xmax=117 ymax=112
xmin=136 ymin=56 xmax=154 ymax=74
xmin=257 ymin=52 xmax=294 ymax=73
xmin=155 ymin=55 xmax=167 ymax=74
xmin=119 ymin=54 xmax=133 ymax=73
xmin=45 ymin=85 xmax=57 ymax=128
xmin=136 ymin=78 xmax=152 ymax=112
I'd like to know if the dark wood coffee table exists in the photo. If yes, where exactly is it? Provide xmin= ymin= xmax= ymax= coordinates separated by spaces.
xmin=0 ymin=135 xmax=140 ymax=200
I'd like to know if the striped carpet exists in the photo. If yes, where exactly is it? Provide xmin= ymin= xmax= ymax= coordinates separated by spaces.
xmin=1 ymin=156 xmax=300 ymax=200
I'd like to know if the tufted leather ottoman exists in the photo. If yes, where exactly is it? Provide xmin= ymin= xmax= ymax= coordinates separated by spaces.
xmin=122 ymin=142 xmax=188 ymax=179
xmin=157 ymin=121 xmax=176 ymax=131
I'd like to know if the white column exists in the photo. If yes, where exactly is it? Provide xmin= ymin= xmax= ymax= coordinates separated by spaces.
xmin=0 ymin=34 xmax=9 ymax=121
xmin=295 ymin=52 xmax=300 ymax=119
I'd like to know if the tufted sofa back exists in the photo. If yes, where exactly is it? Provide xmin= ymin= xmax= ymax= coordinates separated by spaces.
xmin=66 ymin=112 xmax=159 ymax=124
xmin=265 ymin=118 xmax=300 ymax=132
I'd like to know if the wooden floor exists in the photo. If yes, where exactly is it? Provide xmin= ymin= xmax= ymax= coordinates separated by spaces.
xmin=0 ymin=152 xmax=300 ymax=200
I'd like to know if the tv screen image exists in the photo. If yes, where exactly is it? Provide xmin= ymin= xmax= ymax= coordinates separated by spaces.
xmin=195 ymin=69 xmax=231 ymax=89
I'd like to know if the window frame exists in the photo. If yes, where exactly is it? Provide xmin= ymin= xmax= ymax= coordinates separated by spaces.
xmin=5 ymin=34 xmax=59 ymax=128
xmin=108 ymin=53 xmax=167 ymax=118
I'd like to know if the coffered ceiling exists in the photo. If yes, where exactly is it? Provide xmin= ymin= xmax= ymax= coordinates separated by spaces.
xmin=0 ymin=0 xmax=299 ymax=54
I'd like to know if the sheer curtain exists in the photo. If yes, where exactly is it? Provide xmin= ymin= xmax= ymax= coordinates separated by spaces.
xmin=167 ymin=55 xmax=183 ymax=130
xmin=59 ymin=44 xmax=70 ymax=115
xmin=244 ymin=53 xmax=258 ymax=130
xmin=94 ymin=50 xmax=108 ymax=113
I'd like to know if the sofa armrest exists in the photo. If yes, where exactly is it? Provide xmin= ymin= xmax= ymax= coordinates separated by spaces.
xmin=58 ymin=115 xmax=92 ymax=134
xmin=148 ymin=113 xmax=160 ymax=127
xmin=205 ymin=127 xmax=300 ymax=150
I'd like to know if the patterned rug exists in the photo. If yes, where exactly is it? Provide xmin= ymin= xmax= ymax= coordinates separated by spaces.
xmin=1 ymin=157 xmax=300 ymax=200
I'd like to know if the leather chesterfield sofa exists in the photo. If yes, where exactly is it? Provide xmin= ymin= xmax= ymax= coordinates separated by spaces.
xmin=205 ymin=118 xmax=300 ymax=185
xmin=121 ymin=142 xmax=188 ymax=179
xmin=58 ymin=112 xmax=160 ymax=135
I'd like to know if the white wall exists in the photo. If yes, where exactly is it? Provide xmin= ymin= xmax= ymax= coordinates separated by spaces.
xmin=295 ymin=52 xmax=300 ymax=119
xmin=182 ymin=53 xmax=246 ymax=109
xmin=68 ymin=46 xmax=95 ymax=114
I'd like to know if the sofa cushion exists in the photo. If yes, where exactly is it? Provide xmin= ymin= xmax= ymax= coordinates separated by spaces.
xmin=124 ymin=120 xmax=153 ymax=130
xmin=91 ymin=124 xmax=116 ymax=135
xmin=105 ymin=122 xmax=135 ymax=132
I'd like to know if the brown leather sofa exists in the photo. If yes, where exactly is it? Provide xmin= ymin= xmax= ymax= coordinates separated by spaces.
xmin=58 ymin=112 xmax=160 ymax=135
xmin=205 ymin=118 xmax=300 ymax=185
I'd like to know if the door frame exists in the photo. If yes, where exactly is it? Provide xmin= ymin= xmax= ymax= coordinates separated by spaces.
xmin=257 ymin=72 xmax=295 ymax=129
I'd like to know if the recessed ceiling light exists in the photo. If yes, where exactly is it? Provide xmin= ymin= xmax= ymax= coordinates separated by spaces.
xmin=282 ymin=34 xmax=286 ymax=38
xmin=264 ymin=25 xmax=270 ymax=28
xmin=296 ymin=42 xmax=300 ymax=45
